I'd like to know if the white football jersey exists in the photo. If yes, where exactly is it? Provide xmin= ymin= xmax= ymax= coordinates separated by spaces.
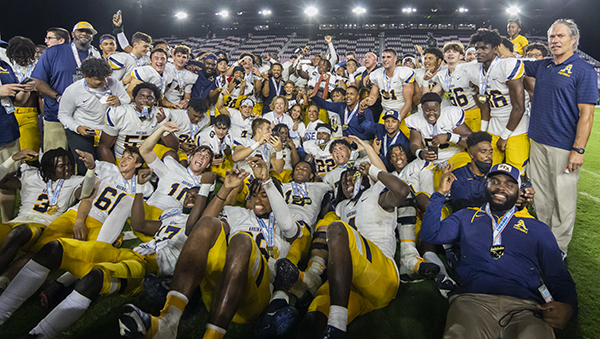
xmin=146 ymin=156 xmax=213 ymax=211
xmin=103 ymin=104 xmax=166 ymax=160
xmin=335 ymin=181 xmax=397 ymax=260
xmin=11 ymin=165 xmax=84 ymax=226
xmin=370 ymin=66 xmax=416 ymax=112
xmin=228 ymin=109 xmax=253 ymax=140
xmin=432 ymin=62 xmax=479 ymax=111
xmin=166 ymin=108 xmax=209 ymax=145
xmin=263 ymin=112 xmax=295 ymax=132
xmin=233 ymin=137 xmax=276 ymax=174
xmin=303 ymin=140 xmax=336 ymax=177
xmin=281 ymin=182 xmax=330 ymax=228
xmin=464 ymin=58 xmax=527 ymax=136
xmin=107 ymin=53 xmax=138 ymax=81
xmin=152 ymin=210 xmax=189 ymax=276
xmin=164 ymin=64 xmax=198 ymax=104
xmin=323 ymin=155 xmax=371 ymax=199
xmin=131 ymin=65 xmax=176 ymax=94
xmin=220 ymin=206 xmax=291 ymax=260
xmin=71 ymin=161 xmax=153 ymax=224
xmin=393 ymin=159 xmax=434 ymax=229
xmin=302 ymin=120 xmax=324 ymax=142
xmin=195 ymin=125 xmax=234 ymax=158
xmin=405 ymin=106 xmax=466 ymax=165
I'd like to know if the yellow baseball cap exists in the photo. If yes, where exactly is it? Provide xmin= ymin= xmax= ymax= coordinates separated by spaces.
xmin=72 ymin=21 xmax=97 ymax=35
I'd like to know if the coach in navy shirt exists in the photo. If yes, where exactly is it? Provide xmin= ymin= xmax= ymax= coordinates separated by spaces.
xmin=522 ymin=19 xmax=598 ymax=255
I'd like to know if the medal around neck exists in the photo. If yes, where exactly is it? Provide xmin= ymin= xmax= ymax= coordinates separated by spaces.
xmin=490 ymin=245 xmax=505 ymax=259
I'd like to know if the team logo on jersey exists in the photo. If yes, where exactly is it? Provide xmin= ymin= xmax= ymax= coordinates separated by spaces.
xmin=0 ymin=67 xmax=8 ymax=74
xmin=513 ymin=219 xmax=528 ymax=234
xmin=558 ymin=64 xmax=573 ymax=77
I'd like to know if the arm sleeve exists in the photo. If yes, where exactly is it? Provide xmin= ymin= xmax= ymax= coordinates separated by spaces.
xmin=147 ymin=156 xmax=170 ymax=178
xmin=327 ymin=43 xmax=338 ymax=66
xmin=420 ymin=192 xmax=462 ymax=244
xmin=116 ymin=32 xmax=131 ymax=51
xmin=263 ymin=180 xmax=297 ymax=239
xmin=57 ymin=88 xmax=80 ymax=132
xmin=537 ymin=226 xmax=579 ymax=315
xmin=95 ymin=195 xmax=134 ymax=244
xmin=311 ymin=96 xmax=343 ymax=113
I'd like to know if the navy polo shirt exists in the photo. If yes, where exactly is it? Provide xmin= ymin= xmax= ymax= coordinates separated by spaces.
xmin=524 ymin=53 xmax=598 ymax=150
xmin=187 ymin=61 xmax=216 ymax=100
xmin=262 ymin=77 xmax=284 ymax=114
xmin=0 ymin=61 xmax=20 ymax=146
xmin=31 ymin=43 xmax=92 ymax=122
xmin=311 ymin=96 xmax=375 ymax=140
xmin=450 ymin=164 xmax=487 ymax=212
xmin=357 ymin=112 xmax=410 ymax=171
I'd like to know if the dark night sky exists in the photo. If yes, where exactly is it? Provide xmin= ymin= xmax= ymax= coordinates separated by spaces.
xmin=2 ymin=0 xmax=599 ymax=60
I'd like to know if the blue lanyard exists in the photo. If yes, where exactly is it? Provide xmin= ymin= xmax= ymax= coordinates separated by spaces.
xmin=484 ymin=203 xmax=517 ymax=246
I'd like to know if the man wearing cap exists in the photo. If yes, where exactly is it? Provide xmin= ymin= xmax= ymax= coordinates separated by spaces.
xmin=422 ymin=163 xmax=577 ymax=338
xmin=31 ymin=21 xmax=101 ymax=151
xmin=358 ymin=109 xmax=410 ymax=172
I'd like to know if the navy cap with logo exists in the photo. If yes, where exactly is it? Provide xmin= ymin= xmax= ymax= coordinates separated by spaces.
xmin=487 ymin=163 xmax=521 ymax=186
xmin=382 ymin=110 xmax=400 ymax=121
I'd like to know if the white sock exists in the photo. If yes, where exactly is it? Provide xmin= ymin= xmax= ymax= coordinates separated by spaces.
xmin=303 ymin=256 xmax=326 ymax=294
xmin=29 ymin=290 xmax=92 ymax=338
xmin=424 ymin=251 xmax=447 ymax=277
xmin=0 ymin=260 xmax=50 ymax=324
xmin=327 ymin=305 xmax=348 ymax=332
xmin=271 ymin=290 xmax=290 ymax=303
xmin=56 ymin=272 xmax=78 ymax=287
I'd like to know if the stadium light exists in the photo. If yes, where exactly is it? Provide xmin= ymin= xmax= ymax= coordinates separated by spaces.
xmin=175 ymin=12 xmax=188 ymax=19
xmin=259 ymin=10 xmax=272 ymax=16
xmin=353 ymin=7 xmax=366 ymax=15
xmin=305 ymin=6 xmax=318 ymax=16
xmin=506 ymin=6 xmax=521 ymax=15
xmin=216 ymin=10 xmax=229 ymax=17
xmin=458 ymin=7 xmax=468 ymax=13
xmin=402 ymin=7 xmax=417 ymax=13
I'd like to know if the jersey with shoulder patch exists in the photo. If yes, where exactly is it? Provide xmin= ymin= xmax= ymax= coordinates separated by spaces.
xmin=152 ymin=209 xmax=189 ymax=276
xmin=370 ymin=66 xmax=415 ymax=112
xmin=107 ymin=53 xmax=137 ymax=81
xmin=220 ymin=206 xmax=291 ymax=260
xmin=405 ymin=106 xmax=465 ymax=165
xmin=464 ymin=59 xmax=527 ymax=136
xmin=73 ymin=161 xmax=153 ymax=224
xmin=335 ymin=181 xmax=397 ymax=259
xmin=10 ymin=165 xmax=84 ymax=226
xmin=103 ymin=104 xmax=166 ymax=160
xmin=164 ymin=64 xmax=199 ymax=104
xmin=282 ymin=182 xmax=330 ymax=228
xmin=304 ymin=140 xmax=336 ymax=177
xmin=166 ymin=108 xmax=209 ymax=145
xmin=233 ymin=138 xmax=276 ymax=174
xmin=432 ymin=62 xmax=478 ymax=111
xmin=195 ymin=125 xmax=234 ymax=159
xmin=146 ymin=156 xmax=213 ymax=211
xmin=131 ymin=65 xmax=176 ymax=94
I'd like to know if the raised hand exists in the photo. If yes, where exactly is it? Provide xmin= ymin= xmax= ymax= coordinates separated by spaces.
xmin=137 ymin=169 xmax=153 ymax=184
xmin=223 ymin=169 xmax=250 ymax=189
xmin=75 ymin=149 xmax=96 ymax=169
xmin=437 ymin=163 xmax=456 ymax=195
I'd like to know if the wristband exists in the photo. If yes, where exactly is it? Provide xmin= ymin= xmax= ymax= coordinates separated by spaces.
xmin=251 ymin=141 xmax=261 ymax=151
xmin=85 ymin=168 xmax=96 ymax=177
xmin=480 ymin=120 xmax=489 ymax=132
xmin=276 ymin=151 xmax=284 ymax=159
xmin=500 ymin=127 xmax=512 ymax=140
xmin=449 ymin=133 xmax=461 ymax=144
xmin=199 ymin=183 xmax=211 ymax=197
xmin=136 ymin=182 xmax=145 ymax=194
xmin=2 ymin=156 xmax=16 ymax=169
xmin=416 ymin=149 xmax=424 ymax=160
xmin=262 ymin=178 xmax=273 ymax=187
xmin=368 ymin=165 xmax=382 ymax=179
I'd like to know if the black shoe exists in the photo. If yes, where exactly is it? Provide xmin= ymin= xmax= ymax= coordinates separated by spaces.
xmin=39 ymin=281 xmax=74 ymax=309
xmin=119 ymin=304 xmax=152 ymax=338
xmin=417 ymin=262 xmax=441 ymax=280
xmin=322 ymin=325 xmax=346 ymax=339
xmin=255 ymin=301 xmax=300 ymax=339
xmin=273 ymin=258 xmax=301 ymax=292
xmin=144 ymin=275 xmax=171 ymax=308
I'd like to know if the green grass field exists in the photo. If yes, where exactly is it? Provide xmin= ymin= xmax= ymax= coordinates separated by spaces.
xmin=2 ymin=108 xmax=600 ymax=339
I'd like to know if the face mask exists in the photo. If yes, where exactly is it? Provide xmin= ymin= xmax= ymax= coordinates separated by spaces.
xmin=475 ymin=160 xmax=492 ymax=174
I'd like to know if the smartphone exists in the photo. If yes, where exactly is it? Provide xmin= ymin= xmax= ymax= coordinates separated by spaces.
xmin=271 ymin=130 xmax=280 ymax=138
xmin=20 ymin=77 xmax=33 ymax=85
xmin=116 ymin=10 xmax=122 ymax=19
xmin=85 ymin=129 xmax=94 ymax=135
xmin=427 ymin=146 xmax=438 ymax=155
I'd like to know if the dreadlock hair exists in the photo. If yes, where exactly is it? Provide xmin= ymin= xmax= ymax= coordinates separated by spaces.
xmin=469 ymin=28 xmax=503 ymax=49
xmin=247 ymin=177 xmax=284 ymax=201
xmin=6 ymin=36 xmax=36 ymax=66
xmin=333 ymin=167 xmax=371 ymax=206
xmin=39 ymin=148 xmax=74 ymax=183
xmin=466 ymin=131 xmax=493 ymax=149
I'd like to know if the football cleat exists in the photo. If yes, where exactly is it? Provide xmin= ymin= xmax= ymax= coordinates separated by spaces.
xmin=119 ymin=304 xmax=153 ymax=338
xmin=322 ymin=325 xmax=347 ymax=339
xmin=417 ymin=261 xmax=441 ymax=280
xmin=254 ymin=301 xmax=300 ymax=339
xmin=273 ymin=258 xmax=301 ymax=292
xmin=144 ymin=275 xmax=171 ymax=308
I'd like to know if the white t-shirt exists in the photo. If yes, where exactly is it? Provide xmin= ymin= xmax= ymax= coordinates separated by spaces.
xmin=58 ymin=78 xmax=130 ymax=132
xmin=263 ymin=111 xmax=295 ymax=131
